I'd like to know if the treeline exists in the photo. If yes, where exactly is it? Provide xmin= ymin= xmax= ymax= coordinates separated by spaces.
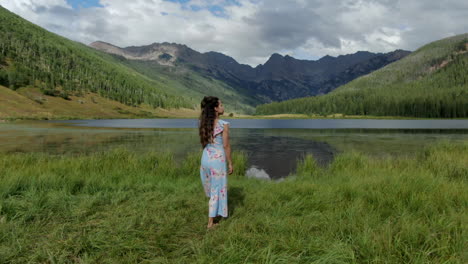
xmin=0 ymin=7 xmax=190 ymax=108
xmin=256 ymin=35 xmax=468 ymax=118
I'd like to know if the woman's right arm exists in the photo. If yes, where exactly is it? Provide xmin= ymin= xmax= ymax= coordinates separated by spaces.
xmin=222 ymin=124 xmax=233 ymax=174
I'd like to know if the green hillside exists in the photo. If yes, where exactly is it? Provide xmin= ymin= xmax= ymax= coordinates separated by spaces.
xmin=256 ymin=34 xmax=468 ymax=118
xmin=0 ymin=6 xmax=257 ymax=117
xmin=0 ymin=6 xmax=191 ymax=111
xmin=117 ymin=59 xmax=256 ymax=113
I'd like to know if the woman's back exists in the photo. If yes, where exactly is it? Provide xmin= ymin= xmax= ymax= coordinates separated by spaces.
xmin=208 ymin=119 xmax=229 ymax=147
xmin=198 ymin=96 xmax=232 ymax=228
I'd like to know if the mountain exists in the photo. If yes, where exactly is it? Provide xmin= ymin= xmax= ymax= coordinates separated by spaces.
xmin=90 ymin=41 xmax=183 ymax=66
xmin=256 ymin=34 xmax=468 ymax=118
xmin=0 ymin=6 xmax=193 ymax=112
xmin=90 ymin=41 xmax=410 ymax=103
xmin=0 ymin=6 xmax=258 ymax=117
xmin=245 ymin=50 xmax=410 ymax=101
xmin=0 ymin=4 xmax=412 ymax=119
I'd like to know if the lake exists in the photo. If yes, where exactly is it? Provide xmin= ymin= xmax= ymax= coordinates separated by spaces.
xmin=1 ymin=119 xmax=467 ymax=179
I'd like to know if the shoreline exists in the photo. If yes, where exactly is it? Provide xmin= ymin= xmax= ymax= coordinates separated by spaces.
xmin=2 ymin=115 xmax=468 ymax=122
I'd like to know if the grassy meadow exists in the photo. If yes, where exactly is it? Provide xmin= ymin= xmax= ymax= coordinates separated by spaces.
xmin=0 ymin=143 xmax=466 ymax=263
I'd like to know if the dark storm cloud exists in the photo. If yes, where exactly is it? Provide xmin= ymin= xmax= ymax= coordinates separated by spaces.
xmin=248 ymin=0 xmax=468 ymax=58
xmin=245 ymin=0 xmax=341 ymax=51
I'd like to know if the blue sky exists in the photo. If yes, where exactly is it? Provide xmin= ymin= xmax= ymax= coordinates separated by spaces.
xmin=65 ymin=0 xmax=239 ymax=17
xmin=164 ymin=0 xmax=241 ymax=17
xmin=65 ymin=0 xmax=103 ymax=9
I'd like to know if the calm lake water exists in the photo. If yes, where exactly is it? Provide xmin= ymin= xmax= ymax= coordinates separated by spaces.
xmin=1 ymin=119 xmax=467 ymax=179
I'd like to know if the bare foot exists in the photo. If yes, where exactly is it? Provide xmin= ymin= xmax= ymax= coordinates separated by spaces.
xmin=207 ymin=223 xmax=219 ymax=229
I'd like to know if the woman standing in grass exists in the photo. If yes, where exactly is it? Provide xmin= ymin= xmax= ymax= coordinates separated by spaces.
xmin=199 ymin=96 xmax=233 ymax=229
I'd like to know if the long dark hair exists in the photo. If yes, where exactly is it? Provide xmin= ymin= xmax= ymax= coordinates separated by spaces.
xmin=199 ymin=96 xmax=219 ymax=148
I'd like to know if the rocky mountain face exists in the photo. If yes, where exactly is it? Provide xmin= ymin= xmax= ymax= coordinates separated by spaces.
xmin=90 ymin=41 xmax=410 ymax=103
xmin=90 ymin=41 xmax=182 ymax=66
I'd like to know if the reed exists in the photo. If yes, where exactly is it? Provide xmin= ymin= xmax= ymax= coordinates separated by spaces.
xmin=0 ymin=143 xmax=466 ymax=263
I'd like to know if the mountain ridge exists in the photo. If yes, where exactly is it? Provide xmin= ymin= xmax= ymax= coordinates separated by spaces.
xmin=256 ymin=33 xmax=468 ymax=118
xmin=90 ymin=41 xmax=411 ymax=102
xmin=0 ymin=4 xmax=421 ymax=119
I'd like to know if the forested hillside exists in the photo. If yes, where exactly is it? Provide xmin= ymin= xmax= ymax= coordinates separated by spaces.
xmin=114 ymin=58 xmax=257 ymax=113
xmin=256 ymin=34 xmax=468 ymax=118
xmin=0 ymin=6 xmax=190 ymax=109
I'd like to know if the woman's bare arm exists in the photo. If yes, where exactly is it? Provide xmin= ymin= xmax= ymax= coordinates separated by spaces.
xmin=222 ymin=124 xmax=233 ymax=174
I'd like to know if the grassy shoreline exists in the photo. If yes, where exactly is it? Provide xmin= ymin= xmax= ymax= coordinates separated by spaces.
xmin=0 ymin=143 xmax=466 ymax=263
xmin=2 ymin=114 xmax=468 ymax=122
xmin=238 ymin=114 xmax=468 ymax=120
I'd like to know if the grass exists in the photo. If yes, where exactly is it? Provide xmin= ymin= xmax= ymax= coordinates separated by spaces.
xmin=0 ymin=143 xmax=466 ymax=263
xmin=0 ymin=85 xmax=200 ymax=121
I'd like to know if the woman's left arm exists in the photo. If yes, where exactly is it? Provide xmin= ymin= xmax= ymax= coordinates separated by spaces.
xmin=222 ymin=124 xmax=233 ymax=174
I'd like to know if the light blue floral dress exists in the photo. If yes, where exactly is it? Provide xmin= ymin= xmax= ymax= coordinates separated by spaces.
xmin=200 ymin=119 xmax=229 ymax=217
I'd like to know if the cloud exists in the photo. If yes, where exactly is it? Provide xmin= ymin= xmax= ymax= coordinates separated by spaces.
xmin=2 ymin=0 xmax=468 ymax=66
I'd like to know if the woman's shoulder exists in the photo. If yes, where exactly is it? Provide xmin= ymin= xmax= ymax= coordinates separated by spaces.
xmin=213 ymin=119 xmax=229 ymax=136
xmin=218 ymin=119 xmax=230 ymax=126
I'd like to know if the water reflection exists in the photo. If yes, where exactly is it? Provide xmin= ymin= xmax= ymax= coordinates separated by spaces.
xmin=1 ymin=121 xmax=467 ymax=178
xmin=59 ymin=118 xmax=468 ymax=129
xmin=231 ymin=131 xmax=335 ymax=178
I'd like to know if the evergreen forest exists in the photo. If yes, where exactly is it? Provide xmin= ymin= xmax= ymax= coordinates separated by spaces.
xmin=256 ymin=34 xmax=468 ymax=118
xmin=0 ymin=6 xmax=190 ymax=109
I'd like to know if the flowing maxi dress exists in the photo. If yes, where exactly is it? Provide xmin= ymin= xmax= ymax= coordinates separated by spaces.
xmin=200 ymin=119 xmax=229 ymax=217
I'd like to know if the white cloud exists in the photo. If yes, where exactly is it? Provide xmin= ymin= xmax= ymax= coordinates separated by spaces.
xmin=1 ymin=0 xmax=468 ymax=66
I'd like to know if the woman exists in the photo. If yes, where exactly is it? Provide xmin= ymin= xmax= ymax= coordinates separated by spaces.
xmin=199 ymin=96 xmax=233 ymax=229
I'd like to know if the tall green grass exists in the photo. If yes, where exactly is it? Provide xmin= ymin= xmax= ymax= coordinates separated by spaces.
xmin=0 ymin=143 xmax=466 ymax=263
